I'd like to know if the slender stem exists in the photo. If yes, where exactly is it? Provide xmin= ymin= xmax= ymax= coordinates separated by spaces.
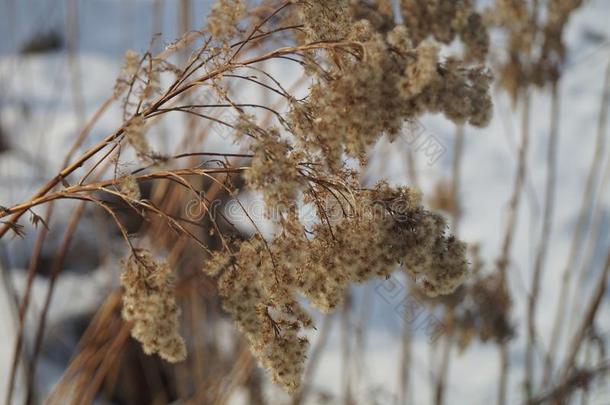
xmin=399 ymin=301 xmax=412 ymax=404
xmin=563 ymin=251 xmax=610 ymax=376
xmin=0 ymin=41 xmax=358 ymax=239
xmin=544 ymin=53 xmax=610 ymax=384
xmin=434 ymin=332 xmax=453 ymax=405
xmin=451 ymin=126 xmax=465 ymax=234
xmin=0 ymin=167 xmax=246 ymax=218
xmin=497 ymin=90 xmax=531 ymax=405
xmin=25 ymin=203 xmax=86 ymax=405
xmin=525 ymin=80 xmax=561 ymax=400
xmin=530 ymin=359 xmax=610 ymax=405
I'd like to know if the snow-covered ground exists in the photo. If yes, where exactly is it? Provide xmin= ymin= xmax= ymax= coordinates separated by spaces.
xmin=1 ymin=0 xmax=610 ymax=404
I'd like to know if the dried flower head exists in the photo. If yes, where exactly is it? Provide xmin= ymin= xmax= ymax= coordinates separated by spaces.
xmin=120 ymin=249 xmax=187 ymax=363
xmin=124 ymin=115 xmax=150 ymax=160
xmin=297 ymin=0 xmax=353 ymax=42
xmin=399 ymin=0 xmax=489 ymax=61
xmin=97 ymin=0 xmax=497 ymax=394
xmin=243 ymin=127 xmax=303 ymax=208
xmin=212 ymin=237 xmax=312 ymax=392
xmin=489 ymin=0 xmax=583 ymax=100
xmin=289 ymin=21 xmax=492 ymax=169
xmin=114 ymin=50 xmax=140 ymax=96
xmin=119 ymin=175 xmax=141 ymax=201
xmin=409 ymin=246 xmax=514 ymax=351
xmin=208 ymin=0 xmax=246 ymax=41
xmin=204 ymin=180 xmax=468 ymax=390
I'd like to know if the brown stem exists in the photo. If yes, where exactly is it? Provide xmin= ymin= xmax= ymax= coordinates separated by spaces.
xmin=525 ymin=80 xmax=560 ymax=400
xmin=544 ymin=52 xmax=610 ymax=384
xmin=25 ymin=203 xmax=87 ymax=405
xmin=398 ymin=311 xmax=412 ymax=405
xmin=0 ymin=41 xmax=358 ymax=239
xmin=434 ymin=332 xmax=453 ymax=405
xmin=451 ymin=125 xmax=465 ymax=234
xmin=563 ymin=251 xmax=610 ymax=376
xmin=530 ymin=359 xmax=610 ymax=405
xmin=496 ymin=90 xmax=531 ymax=405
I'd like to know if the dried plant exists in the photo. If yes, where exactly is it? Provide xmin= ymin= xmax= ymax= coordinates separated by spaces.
xmin=0 ymin=0 xmax=495 ymax=395
xmin=3 ymin=1 xmax=609 ymax=404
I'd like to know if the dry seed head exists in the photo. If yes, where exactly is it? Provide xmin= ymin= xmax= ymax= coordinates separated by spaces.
xmin=489 ymin=0 xmax=582 ymax=99
xmin=243 ymin=127 xmax=302 ymax=208
xmin=288 ymin=21 xmax=492 ymax=169
xmin=205 ymin=182 xmax=469 ymax=389
xmin=399 ymin=0 xmax=489 ymax=62
xmin=208 ymin=0 xmax=246 ymax=41
xmin=297 ymin=0 xmax=353 ymax=42
xmin=399 ymin=41 xmax=439 ymax=99
xmin=192 ymin=0 xmax=492 ymax=393
xmin=119 ymin=175 xmax=141 ymax=201
xmin=213 ymin=237 xmax=311 ymax=392
xmin=124 ymin=115 xmax=150 ymax=160
xmin=120 ymin=249 xmax=186 ymax=363
xmin=114 ymin=50 xmax=140 ymax=96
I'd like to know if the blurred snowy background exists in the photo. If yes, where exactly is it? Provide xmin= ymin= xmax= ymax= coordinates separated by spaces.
xmin=1 ymin=0 xmax=610 ymax=404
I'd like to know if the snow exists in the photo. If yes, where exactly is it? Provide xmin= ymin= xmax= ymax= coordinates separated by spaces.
xmin=1 ymin=0 xmax=610 ymax=403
